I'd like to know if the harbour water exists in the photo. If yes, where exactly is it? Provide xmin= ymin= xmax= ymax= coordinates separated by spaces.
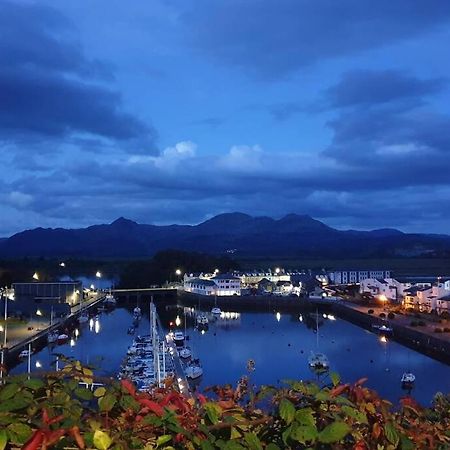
xmin=8 ymin=301 xmax=450 ymax=406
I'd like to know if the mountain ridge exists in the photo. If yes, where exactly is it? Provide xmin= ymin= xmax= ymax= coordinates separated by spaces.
xmin=0 ymin=213 xmax=449 ymax=259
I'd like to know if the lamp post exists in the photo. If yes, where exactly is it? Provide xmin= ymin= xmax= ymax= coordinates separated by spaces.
xmin=175 ymin=269 xmax=182 ymax=286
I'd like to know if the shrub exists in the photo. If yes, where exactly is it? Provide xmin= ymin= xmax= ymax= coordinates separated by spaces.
xmin=387 ymin=312 xmax=395 ymax=319
xmin=434 ymin=327 xmax=443 ymax=333
xmin=368 ymin=309 xmax=374 ymax=314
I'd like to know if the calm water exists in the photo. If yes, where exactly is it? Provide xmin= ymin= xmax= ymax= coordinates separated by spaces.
xmin=9 ymin=302 xmax=450 ymax=406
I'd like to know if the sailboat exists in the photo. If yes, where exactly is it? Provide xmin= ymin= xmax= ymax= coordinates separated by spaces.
xmin=211 ymin=295 xmax=221 ymax=315
xmin=308 ymin=309 xmax=329 ymax=372
xmin=401 ymin=351 xmax=415 ymax=389
xmin=179 ymin=311 xmax=192 ymax=359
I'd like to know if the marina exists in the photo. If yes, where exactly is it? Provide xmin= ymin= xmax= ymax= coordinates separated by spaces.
xmin=3 ymin=298 xmax=450 ymax=405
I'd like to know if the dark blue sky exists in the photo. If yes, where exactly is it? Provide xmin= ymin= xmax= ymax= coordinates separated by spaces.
xmin=1 ymin=0 xmax=450 ymax=236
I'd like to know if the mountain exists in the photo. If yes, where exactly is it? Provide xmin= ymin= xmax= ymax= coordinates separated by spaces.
xmin=0 ymin=212 xmax=449 ymax=259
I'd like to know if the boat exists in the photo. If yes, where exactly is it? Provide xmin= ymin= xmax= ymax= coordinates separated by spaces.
xmin=57 ymin=333 xmax=69 ymax=343
xmin=47 ymin=330 xmax=59 ymax=344
xmin=401 ymin=372 xmax=416 ymax=388
xmin=173 ymin=331 xmax=184 ymax=345
xmin=308 ymin=352 xmax=330 ymax=371
xmin=185 ymin=359 xmax=203 ymax=379
xmin=78 ymin=312 xmax=89 ymax=323
xmin=19 ymin=349 xmax=32 ymax=358
xmin=378 ymin=324 xmax=393 ymax=333
xmin=308 ymin=308 xmax=329 ymax=372
xmin=179 ymin=347 xmax=192 ymax=359
xmin=104 ymin=291 xmax=117 ymax=306
xmin=133 ymin=306 xmax=142 ymax=316
xmin=197 ymin=314 xmax=209 ymax=326
xmin=211 ymin=307 xmax=221 ymax=315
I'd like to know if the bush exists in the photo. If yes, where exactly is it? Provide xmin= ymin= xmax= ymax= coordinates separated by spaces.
xmin=434 ymin=327 xmax=443 ymax=333
xmin=368 ymin=309 xmax=374 ymax=314
xmin=379 ymin=312 xmax=386 ymax=319
xmin=0 ymin=363 xmax=450 ymax=449
xmin=387 ymin=312 xmax=395 ymax=319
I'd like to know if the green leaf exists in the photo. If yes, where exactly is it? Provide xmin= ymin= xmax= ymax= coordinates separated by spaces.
xmin=0 ymin=429 xmax=8 ymax=450
xmin=265 ymin=445 xmax=280 ymax=450
xmin=341 ymin=405 xmax=368 ymax=424
xmin=315 ymin=391 xmax=330 ymax=402
xmin=290 ymin=424 xmax=318 ymax=444
xmin=23 ymin=379 xmax=44 ymax=390
xmin=224 ymin=441 xmax=245 ymax=450
xmin=156 ymin=435 xmax=172 ymax=447
xmin=200 ymin=440 xmax=215 ymax=450
xmin=279 ymin=398 xmax=295 ymax=425
xmin=400 ymin=435 xmax=415 ymax=450
xmin=384 ymin=422 xmax=399 ymax=447
xmin=120 ymin=394 xmax=140 ymax=412
xmin=75 ymin=387 xmax=93 ymax=401
xmin=99 ymin=393 xmax=117 ymax=412
xmin=94 ymin=386 xmax=106 ymax=397
xmin=330 ymin=372 xmax=341 ymax=387
xmin=93 ymin=430 xmax=112 ymax=450
xmin=282 ymin=425 xmax=292 ymax=445
xmin=318 ymin=421 xmax=350 ymax=444
xmin=295 ymin=408 xmax=315 ymax=427
xmin=0 ymin=396 xmax=31 ymax=412
xmin=0 ymin=383 xmax=19 ymax=401
xmin=7 ymin=423 xmax=33 ymax=444
xmin=204 ymin=402 xmax=221 ymax=425
xmin=244 ymin=432 xmax=262 ymax=450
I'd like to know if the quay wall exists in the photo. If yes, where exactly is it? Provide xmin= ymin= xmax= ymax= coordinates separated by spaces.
xmin=175 ymin=292 xmax=450 ymax=365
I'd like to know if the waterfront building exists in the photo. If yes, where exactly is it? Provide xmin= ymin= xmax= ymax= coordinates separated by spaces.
xmin=183 ymin=273 xmax=241 ymax=296
xmin=10 ymin=281 xmax=82 ymax=315
xmin=359 ymin=278 xmax=405 ymax=302
xmin=402 ymin=285 xmax=450 ymax=314
xmin=328 ymin=269 xmax=391 ymax=285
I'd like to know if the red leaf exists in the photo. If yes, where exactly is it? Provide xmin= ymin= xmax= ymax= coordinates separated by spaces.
xmin=69 ymin=426 xmax=85 ymax=449
xmin=330 ymin=384 xmax=349 ymax=398
xmin=121 ymin=379 xmax=136 ymax=397
xmin=197 ymin=394 xmax=207 ymax=405
xmin=138 ymin=399 xmax=165 ymax=417
xmin=23 ymin=431 xmax=44 ymax=450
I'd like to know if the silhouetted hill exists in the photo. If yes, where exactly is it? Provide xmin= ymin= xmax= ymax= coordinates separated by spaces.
xmin=1 ymin=213 xmax=450 ymax=259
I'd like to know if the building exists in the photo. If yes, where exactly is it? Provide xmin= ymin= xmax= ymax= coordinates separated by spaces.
xmin=359 ymin=278 xmax=405 ymax=302
xmin=11 ymin=281 xmax=82 ymax=315
xmin=402 ymin=285 xmax=450 ymax=314
xmin=183 ymin=273 xmax=241 ymax=296
xmin=328 ymin=269 xmax=391 ymax=285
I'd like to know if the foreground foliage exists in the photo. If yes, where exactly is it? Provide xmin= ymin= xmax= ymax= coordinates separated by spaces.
xmin=0 ymin=362 xmax=449 ymax=449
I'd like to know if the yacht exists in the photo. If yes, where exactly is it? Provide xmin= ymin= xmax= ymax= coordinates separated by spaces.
xmin=196 ymin=315 xmax=209 ymax=326
xmin=179 ymin=346 xmax=192 ymax=359
xmin=211 ymin=307 xmax=221 ymax=315
xmin=401 ymin=372 xmax=416 ymax=388
xmin=57 ymin=333 xmax=69 ymax=344
xmin=308 ymin=352 xmax=330 ymax=371
xmin=19 ymin=349 xmax=32 ymax=359
xmin=185 ymin=359 xmax=203 ymax=379
xmin=104 ymin=293 xmax=117 ymax=306
xmin=173 ymin=331 xmax=184 ymax=345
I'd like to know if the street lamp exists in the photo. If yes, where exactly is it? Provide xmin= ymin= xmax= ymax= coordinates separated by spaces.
xmin=59 ymin=262 xmax=65 ymax=268
xmin=275 ymin=267 xmax=281 ymax=275
xmin=32 ymin=272 xmax=39 ymax=281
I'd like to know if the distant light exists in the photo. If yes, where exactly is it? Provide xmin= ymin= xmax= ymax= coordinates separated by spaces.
xmin=95 ymin=271 xmax=102 ymax=278
xmin=276 ymin=312 xmax=281 ymax=322
xmin=94 ymin=319 xmax=100 ymax=334
xmin=89 ymin=318 xmax=94 ymax=330
xmin=90 ymin=284 xmax=95 ymax=290
xmin=59 ymin=262 xmax=66 ymax=267
xmin=70 ymin=338 xmax=76 ymax=347
xmin=36 ymin=309 xmax=42 ymax=316
xmin=175 ymin=269 xmax=181 ymax=276
xmin=380 ymin=336 xmax=387 ymax=343
xmin=35 ymin=361 xmax=42 ymax=368
xmin=175 ymin=316 xmax=181 ymax=327
xmin=32 ymin=272 xmax=39 ymax=281
xmin=201 ymin=329 xmax=205 ymax=335
xmin=75 ymin=328 xmax=79 ymax=337
xmin=322 ymin=313 xmax=327 ymax=319
xmin=299 ymin=314 xmax=303 ymax=322
xmin=328 ymin=314 xmax=336 ymax=321
xmin=275 ymin=267 xmax=280 ymax=274
xmin=0 ymin=325 xmax=3 ymax=332
xmin=177 ymin=377 xmax=182 ymax=383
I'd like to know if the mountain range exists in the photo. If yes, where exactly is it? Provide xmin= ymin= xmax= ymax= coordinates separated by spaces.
xmin=0 ymin=213 xmax=449 ymax=259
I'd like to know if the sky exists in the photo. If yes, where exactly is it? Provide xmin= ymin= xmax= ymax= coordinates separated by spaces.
xmin=1 ymin=0 xmax=450 ymax=236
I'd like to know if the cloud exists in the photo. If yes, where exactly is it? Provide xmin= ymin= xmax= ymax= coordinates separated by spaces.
xmin=183 ymin=0 xmax=450 ymax=78
xmin=0 ymin=1 xmax=156 ymax=152
xmin=324 ymin=70 xmax=447 ymax=109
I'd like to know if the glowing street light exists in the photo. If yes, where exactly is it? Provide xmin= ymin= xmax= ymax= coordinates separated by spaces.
xmin=36 ymin=309 xmax=42 ymax=316
xmin=32 ymin=272 xmax=39 ymax=281
xmin=276 ymin=312 xmax=281 ymax=322
xmin=35 ymin=361 xmax=42 ymax=368
xmin=59 ymin=262 xmax=65 ymax=267
xmin=380 ymin=335 xmax=388 ymax=344
xmin=275 ymin=267 xmax=280 ymax=275
xmin=175 ymin=269 xmax=182 ymax=276
xmin=95 ymin=271 xmax=102 ymax=278
xmin=175 ymin=315 xmax=181 ymax=327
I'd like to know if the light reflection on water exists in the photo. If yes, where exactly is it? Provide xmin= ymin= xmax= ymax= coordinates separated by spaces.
xmin=8 ymin=304 xmax=450 ymax=406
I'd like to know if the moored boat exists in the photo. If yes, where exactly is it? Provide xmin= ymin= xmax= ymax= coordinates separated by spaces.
xmin=179 ymin=346 xmax=192 ymax=359
xmin=185 ymin=359 xmax=203 ymax=379
xmin=173 ymin=331 xmax=184 ymax=345
xmin=308 ymin=352 xmax=330 ymax=372
xmin=401 ymin=372 xmax=415 ymax=388
xmin=211 ymin=307 xmax=221 ymax=315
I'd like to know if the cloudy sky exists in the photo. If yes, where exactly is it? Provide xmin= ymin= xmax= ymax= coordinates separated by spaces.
xmin=1 ymin=0 xmax=450 ymax=236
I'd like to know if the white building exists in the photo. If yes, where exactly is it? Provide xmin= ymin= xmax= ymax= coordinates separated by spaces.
xmin=328 ymin=270 xmax=391 ymax=285
xmin=183 ymin=273 xmax=241 ymax=296
xmin=359 ymin=278 xmax=404 ymax=302
xmin=403 ymin=285 xmax=450 ymax=314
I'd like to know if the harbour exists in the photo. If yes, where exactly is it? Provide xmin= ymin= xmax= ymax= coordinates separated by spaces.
xmin=4 ymin=295 xmax=450 ymax=406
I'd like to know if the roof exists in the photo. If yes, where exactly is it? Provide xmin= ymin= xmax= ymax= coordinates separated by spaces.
xmin=187 ymin=278 xmax=216 ymax=286
xmin=211 ymin=274 xmax=240 ymax=280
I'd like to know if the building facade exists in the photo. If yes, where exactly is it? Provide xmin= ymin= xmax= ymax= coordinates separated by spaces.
xmin=328 ymin=270 xmax=391 ymax=285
